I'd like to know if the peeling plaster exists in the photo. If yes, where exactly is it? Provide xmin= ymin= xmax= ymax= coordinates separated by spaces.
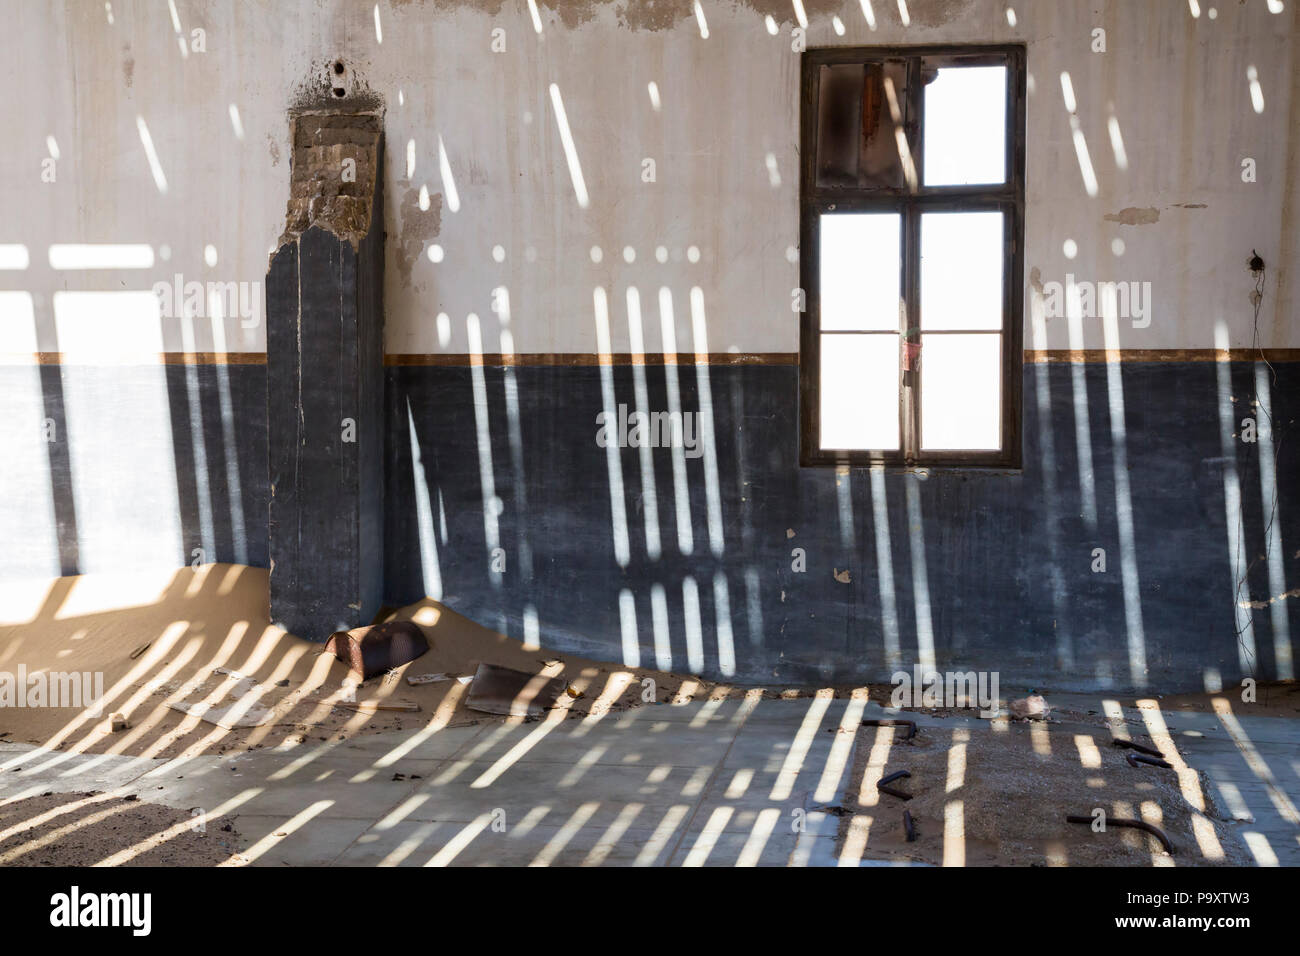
xmin=396 ymin=183 xmax=444 ymax=288
xmin=1104 ymin=206 xmax=1161 ymax=226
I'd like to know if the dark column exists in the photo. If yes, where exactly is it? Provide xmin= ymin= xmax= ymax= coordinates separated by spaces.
xmin=265 ymin=111 xmax=384 ymax=639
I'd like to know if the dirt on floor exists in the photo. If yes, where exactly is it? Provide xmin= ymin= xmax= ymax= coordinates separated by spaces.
xmin=832 ymin=716 xmax=1255 ymax=867
xmin=0 ymin=791 xmax=240 ymax=866
xmin=1 ymin=560 xmax=1294 ymax=851
xmin=0 ymin=564 xmax=743 ymax=760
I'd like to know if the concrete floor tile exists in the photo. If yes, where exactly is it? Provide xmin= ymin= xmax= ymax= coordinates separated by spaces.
xmin=340 ymin=813 xmax=691 ymax=867
xmin=234 ymin=813 xmax=375 ymax=867
xmin=402 ymin=758 xmax=710 ymax=827
xmin=457 ymin=711 xmax=738 ymax=769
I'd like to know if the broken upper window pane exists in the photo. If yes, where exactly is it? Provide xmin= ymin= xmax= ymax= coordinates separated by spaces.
xmin=820 ymin=212 xmax=901 ymax=331
xmin=920 ymin=211 xmax=1004 ymax=330
xmin=816 ymin=61 xmax=910 ymax=189
xmin=923 ymin=64 xmax=1007 ymax=186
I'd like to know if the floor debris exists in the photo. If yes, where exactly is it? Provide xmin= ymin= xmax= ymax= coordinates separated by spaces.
xmin=1066 ymin=814 xmax=1175 ymax=855
xmin=862 ymin=718 xmax=917 ymax=740
xmin=99 ymin=713 xmax=130 ymax=733
xmin=1009 ymin=694 xmax=1050 ymax=720
xmin=1125 ymin=752 xmax=1174 ymax=770
xmin=167 ymin=699 xmax=276 ymax=730
xmin=466 ymin=663 xmax=570 ymax=717
xmin=1112 ymin=738 xmax=1164 ymax=759
xmin=837 ymin=716 xmax=1248 ymax=866
xmin=324 ymin=620 xmax=429 ymax=681
xmin=405 ymin=672 xmax=470 ymax=686
xmin=334 ymin=699 xmax=421 ymax=713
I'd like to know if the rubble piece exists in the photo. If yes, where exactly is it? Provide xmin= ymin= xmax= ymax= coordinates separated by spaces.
xmin=1111 ymin=738 xmax=1165 ymax=760
xmin=168 ymin=699 xmax=274 ymax=730
xmin=323 ymin=620 xmax=429 ymax=682
xmin=1066 ymin=814 xmax=1175 ymax=855
xmin=1125 ymin=752 xmax=1174 ymax=770
xmin=406 ymin=672 xmax=461 ymax=686
xmin=334 ymin=699 xmax=420 ymax=713
xmin=465 ymin=663 xmax=570 ymax=717
xmin=904 ymin=810 xmax=917 ymax=842
xmin=212 ymin=668 xmax=260 ymax=698
xmin=100 ymin=713 xmax=130 ymax=733
xmin=1009 ymin=694 xmax=1049 ymax=720
xmin=877 ymin=783 xmax=913 ymax=802
xmin=862 ymin=718 xmax=918 ymax=740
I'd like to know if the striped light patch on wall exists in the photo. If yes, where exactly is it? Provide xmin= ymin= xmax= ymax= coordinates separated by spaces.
xmin=1 ymin=350 xmax=1298 ymax=366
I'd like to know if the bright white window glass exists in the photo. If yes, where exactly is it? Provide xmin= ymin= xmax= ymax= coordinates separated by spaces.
xmin=923 ymin=65 xmax=1007 ymax=186
xmin=820 ymin=333 xmax=899 ymax=450
xmin=920 ymin=333 xmax=1001 ymax=450
xmin=920 ymin=211 xmax=1003 ymax=330
xmin=819 ymin=213 xmax=901 ymax=331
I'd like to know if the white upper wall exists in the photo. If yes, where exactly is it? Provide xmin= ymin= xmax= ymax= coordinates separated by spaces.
xmin=0 ymin=0 xmax=1295 ymax=356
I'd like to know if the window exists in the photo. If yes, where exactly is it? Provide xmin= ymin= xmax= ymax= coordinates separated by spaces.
xmin=799 ymin=46 xmax=1026 ymax=468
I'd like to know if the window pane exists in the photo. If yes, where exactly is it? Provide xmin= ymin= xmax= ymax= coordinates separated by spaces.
xmin=817 ymin=62 xmax=910 ymax=189
xmin=820 ymin=333 xmax=899 ymax=450
xmin=920 ymin=333 xmax=1001 ymax=451
xmin=820 ymin=213 xmax=901 ymax=331
xmin=920 ymin=211 xmax=1003 ymax=330
xmin=923 ymin=65 xmax=1006 ymax=186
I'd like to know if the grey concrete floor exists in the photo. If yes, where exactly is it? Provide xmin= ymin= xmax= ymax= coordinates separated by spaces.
xmin=1 ymin=694 xmax=1296 ymax=866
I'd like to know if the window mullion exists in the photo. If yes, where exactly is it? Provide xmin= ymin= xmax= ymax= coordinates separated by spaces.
xmin=902 ymin=202 xmax=920 ymax=462
xmin=902 ymin=57 xmax=924 ymax=463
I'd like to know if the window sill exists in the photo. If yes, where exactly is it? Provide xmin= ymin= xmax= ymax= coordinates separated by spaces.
xmin=798 ymin=452 xmax=1023 ymax=473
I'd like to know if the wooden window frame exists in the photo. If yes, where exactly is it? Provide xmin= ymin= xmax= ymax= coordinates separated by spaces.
xmin=799 ymin=44 xmax=1027 ymax=469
